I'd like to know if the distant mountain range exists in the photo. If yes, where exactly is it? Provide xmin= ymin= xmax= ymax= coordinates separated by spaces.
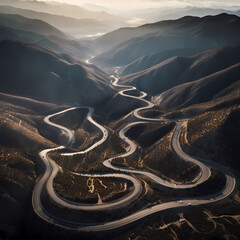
xmin=121 ymin=48 xmax=200 ymax=75
xmin=0 ymin=13 xmax=93 ymax=59
xmin=0 ymin=0 xmax=123 ymax=22
xmin=0 ymin=6 xmax=116 ymax=37
xmin=134 ymin=6 xmax=240 ymax=23
xmin=92 ymin=14 xmax=240 ymax=67
xmin=0 ymin=0 xmax=128 ymax=37
xmin=0 ymin=13 xmax=65 ymax=38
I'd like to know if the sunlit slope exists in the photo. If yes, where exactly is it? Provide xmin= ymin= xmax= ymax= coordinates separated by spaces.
xmin=93 ymin=14 xmax=240 ymax=67
xmin=154 ymin=63 xmax=240 ymax=110
xmin=123 ymin=44 xmax=240 ymax=96
xmin=121 ymin=48 xmax=199 ymax=75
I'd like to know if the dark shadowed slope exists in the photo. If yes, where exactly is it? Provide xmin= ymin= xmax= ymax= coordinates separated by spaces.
xmin=96 ymin=13 xmax=240 ymax=49
xmin=92 ymin=14 xmax=240 ymax=67
xmin=34 ymin=35 xmax=92 ymax=60
xmin=0 ymin=41 xmax=114 ymax=106
xmin=122 ymin=44 xmax=240 ymax=96
xmin=0 ymin=13 xmax=93 ymax=59
xmin=121 ymin=48 xmax=200 ymax=75
xmin=0 ymin=24 xmax=42 ymax=43
xmin=0 ymin=13 xmax=66 ymax=38
xmin=154 ymin=63 xmax=240 ymax=110
xmin=181 ymin=105 xmax=240 ymax=172
xmin=136 ymin=6 xmax=240 ymax=23
xmin=0 ymin=25 xmax=92 ymax=60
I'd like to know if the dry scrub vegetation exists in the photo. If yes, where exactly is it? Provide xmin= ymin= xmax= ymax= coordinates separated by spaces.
xmin=0 ymin=93 xmax=63 ymax=236
xmin=112 ymin=121 xmax=200 ymax=183
xmin=49 ymin=127 xmax=125 ymax=173
xmin=122 ymin=190 xmax=240 ymax=240
xmin=180 ymin=104 xmax=240 ymax=174
xmin=54 ymin=170 xmax=133 ymax=204
xmin=0 ymin=147 xmax=36 ymax=235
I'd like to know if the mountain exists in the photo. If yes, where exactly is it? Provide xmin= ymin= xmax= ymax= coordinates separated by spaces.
xmin=0 ymin=6 xmax=110 ymax=38
xmin=0 ymin=14 xmax=92 ymax=60
xmin=34 ymin=35 xmax=92 ymax=60
xmin=0 ymin=41 xmax=114 ymax=106
xmin=0 ymin=92 xmax=59 ymax=149
xmin=181 ymin=105 xmax=240 ymax=172
xmin=121 ymin=48 xmax=200 ymax=75
xmin=92 ymin=14 xmax=240 ymax=67
xmin=0 ymin=24 xmax=42 ymax=43
xmin=134 ymin=6 xmax=240 ymax=23
xmin=0 ymin=13 xmax=66 ymax=38
xmin=0 ymin=25 xmax=92 ymax=60
xmin=0 ymin=0 xmax=127 ymax=29
xmin=122 ymin=44 xmax=240 ymax=96
xmin=0 ymin=91 xmax=65 ymax=237
xmin=154 ymin=63 xmax=240 ymax=110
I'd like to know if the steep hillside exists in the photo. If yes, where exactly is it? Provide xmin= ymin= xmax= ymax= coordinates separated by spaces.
xmin=180 ymin=105 xmax=240 ymax=172
xmin=122 ymin=44 xmax=240 ymax=96
xmin=0 ymin=13 xmax=66 ymax=38
xmin=96 ymin=13 xmax=240 ymax=48
xmin=0 ymin=6 xmax=110 ymax=37
xmin=0 ymin=94 xmax=58 ymax=149
xmin=34 ymin=35 xmax=92 ymax=60
xmin=135 ymin=6 xmax=240 ymax=23
xmin=130 ymin=103 xmax=240 ymax=240
xmin=0 ymin=11 xmax=93 ymax=59
xmin=0 ymin=41 xmax=114 ymax=106
xmin=0 ymin=92 xmax=61 ymax=237
xmin=154 ymin=63 xmax=240 ymax=110
xmin=93 ymin=14 xmax=240 ymax=66
xmin=97 ymin=93 xmax=144 ymax=121
xmin=121 ymin=48 xmax=199 ymax=75
xmin=0 ymin=25 xmax=40 ymax=43
xmin=0 ymin=24 xmax=92 ymax=60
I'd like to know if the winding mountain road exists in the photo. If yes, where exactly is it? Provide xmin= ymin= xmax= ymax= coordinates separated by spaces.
xmin=32 ymin=74 xmax=236 ymax=232
xmin=33 ymin=106 xmax=142 ymax=214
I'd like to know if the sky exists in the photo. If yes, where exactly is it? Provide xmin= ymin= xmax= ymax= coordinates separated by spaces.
xmin=32 ymin=0 xmax=240 ymax=10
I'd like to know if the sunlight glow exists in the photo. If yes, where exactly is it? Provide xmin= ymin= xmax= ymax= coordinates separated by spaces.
xmin=29 ymin=0 xmax=240 ymax=10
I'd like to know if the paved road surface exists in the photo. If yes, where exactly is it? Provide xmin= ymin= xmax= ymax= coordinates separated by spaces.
xmin=32 ymin=73 xmax=236 ymax=232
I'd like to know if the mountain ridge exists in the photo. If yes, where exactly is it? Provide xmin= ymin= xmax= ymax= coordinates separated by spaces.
xmin=0 ymin=40 xmax=114 ymax=106
xmin=92 ymin=13 xmax=240 ymax=67
xmin=122 ymin=44 xmax=240 ymax=96
xmin=0 ymin=13 xmax=66 ymax=38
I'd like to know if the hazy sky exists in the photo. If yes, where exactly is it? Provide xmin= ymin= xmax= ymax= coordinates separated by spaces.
xmin=34 ymin=0 xmax=240 ymax=9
